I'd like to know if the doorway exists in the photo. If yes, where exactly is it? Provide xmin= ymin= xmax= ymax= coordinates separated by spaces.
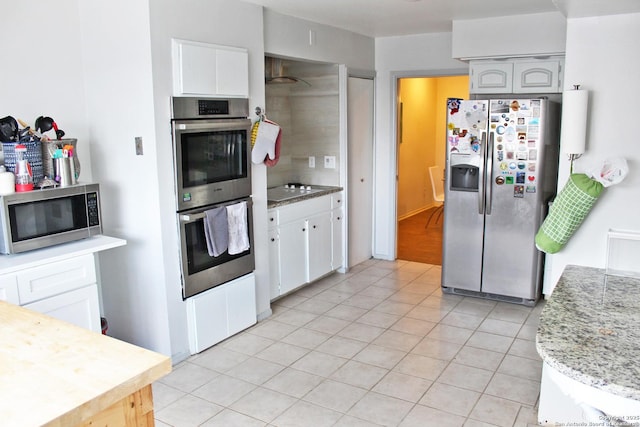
xmin=396 ymin=75 xmax=468 ymax=265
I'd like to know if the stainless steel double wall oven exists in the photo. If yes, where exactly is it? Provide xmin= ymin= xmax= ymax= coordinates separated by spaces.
xmin=171 ymin=97 xmax=254 ymax=299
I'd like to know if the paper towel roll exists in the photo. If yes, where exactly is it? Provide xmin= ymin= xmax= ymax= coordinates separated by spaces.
xmin=560 ymin=88 xmax=589 ymax=155
xmin=0 ymin=168 xmax=15 ymax=195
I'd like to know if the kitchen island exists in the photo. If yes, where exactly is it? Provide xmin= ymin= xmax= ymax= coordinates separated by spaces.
xmin=536 ymin=265 xmax=640 ymax=424
xmin=0 ymin=300 xmax=171 ymax=426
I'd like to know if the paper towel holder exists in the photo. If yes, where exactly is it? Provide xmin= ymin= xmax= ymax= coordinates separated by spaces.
xmin=561 ymin=84 xmax=589 ymax=172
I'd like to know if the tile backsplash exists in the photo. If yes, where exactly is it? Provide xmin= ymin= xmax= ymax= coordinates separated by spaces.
xmin=264 ymin=64 xmax=340 ymax=188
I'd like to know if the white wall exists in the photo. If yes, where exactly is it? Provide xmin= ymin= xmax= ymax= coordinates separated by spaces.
xmin=452 ymin=12 xmax=566 ymax=59
xmin=263 ymin=10 xmax=374 ymax=70
xmin=19 ymin=0 xmax=265 ymax=362
xmin=544 ymin=13 xmax=640 ymax=293
xmin=78 ymin=1 xmax=173 ymax=355
xmin=0 ymin=0 xmax=93 ymax=182
xmin=374 ymin=32 xmax=468 ymax=260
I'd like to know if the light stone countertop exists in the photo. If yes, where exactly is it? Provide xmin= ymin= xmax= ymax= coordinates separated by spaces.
xmin=267 ymin=185 xmax=343 ymax=209
xmin=536 ymin=264 xmax=640 ymax=400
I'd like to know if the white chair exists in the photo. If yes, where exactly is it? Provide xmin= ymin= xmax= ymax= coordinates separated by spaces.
xmin=427 ymin=166 xmax=444 ymax=226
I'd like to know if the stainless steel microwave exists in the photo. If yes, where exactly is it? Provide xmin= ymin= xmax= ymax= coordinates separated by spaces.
xmin=0 ymin=183 xmax=102 ymax=254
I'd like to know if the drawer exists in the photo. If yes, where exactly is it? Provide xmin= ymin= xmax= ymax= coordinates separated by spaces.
xmin=278 ymin=195 xmax=331 ymax=224
xmin=267 ymin=209 xmax=278 ymax=228
xmin=331 ymin=192 xmax=343 ymax=209
xmin=17 ymin=254 xmax=97 ymax=304
xmin=0 ymin=274 xmax=19 ymax=305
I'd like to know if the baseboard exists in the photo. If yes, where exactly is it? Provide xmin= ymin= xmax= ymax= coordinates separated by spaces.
xmin=398 ymin=203 xmax=440 ymax=221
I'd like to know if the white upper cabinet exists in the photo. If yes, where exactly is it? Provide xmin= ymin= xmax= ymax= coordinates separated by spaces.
xmin=172 ymin=39 xmax=249 ymax=98
xmin=513 ymin=60 xmax=563 ymax=93
xmin=469 ymin=62 xmax=513 ymax=94
xmin=469 ymin=57 xmax=564 ymax=94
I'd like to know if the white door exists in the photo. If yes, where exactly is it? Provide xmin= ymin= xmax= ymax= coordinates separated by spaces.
xmin=347 ymin=76 xmax=374 ymax=267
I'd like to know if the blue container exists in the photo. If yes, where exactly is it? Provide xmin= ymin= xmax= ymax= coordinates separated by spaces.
xmin=1 ymin=141 xmax=44 ymax=185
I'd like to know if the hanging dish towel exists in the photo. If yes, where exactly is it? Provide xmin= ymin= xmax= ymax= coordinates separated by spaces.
xmin=251 ymin=120 xmax=281 ymax=165
xmin=226 ymin=201 xmax=250 ymax=255
xmin=203 ymin=206 xmax=228 ymax=257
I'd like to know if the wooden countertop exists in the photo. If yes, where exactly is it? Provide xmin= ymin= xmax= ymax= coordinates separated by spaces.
xmin=536 ymin=265 xmax=640 ymax=400
xmin=0 ymin=300 xmax=171 ymax=427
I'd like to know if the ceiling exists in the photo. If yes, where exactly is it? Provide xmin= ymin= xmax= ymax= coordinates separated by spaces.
xmin=241 ymin=0 xmax=640 ymax=37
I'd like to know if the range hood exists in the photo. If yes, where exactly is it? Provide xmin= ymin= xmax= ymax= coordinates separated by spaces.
xmin=265 ymin=57 xmax=310 ymax=86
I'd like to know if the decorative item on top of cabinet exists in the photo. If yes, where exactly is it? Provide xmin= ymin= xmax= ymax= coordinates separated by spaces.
xmin=171 ymin=39 xmax=249 ymax=98
xmin=469 ymin=56 xmax=564 ymax=94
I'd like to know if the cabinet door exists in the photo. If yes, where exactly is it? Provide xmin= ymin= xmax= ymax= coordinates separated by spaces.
xmin=226 ymin=273 xmax=256 ymax=336
xmin=173 ymin=40 xmax=249 ymax=97
xmin=268 ymin=228 xmax=281 ymax=299
xmin=278 ymin=219 xmax=308 ymax=295
xmin=215 ymin=48 xmax=249 ymax=97
xmin=23 ymin=284 xmax=101 ymax=333
xmin=17 ymin=254 xmax=96 ymax=304
xmin=513 ymin=60 xmax=563 ymax=93
xmin=470 ymin=62 xmax=513 ymax=94
xmin=186 ymin=285 xmax=228 ymax=354
xmin=178 ymin=41 xmax=218 ymax=95
xmin=308 ymin=213 xmax=333 ymax=282
xmin=0 ymin=274 xmax=19 ymax=305
xmin=332 ymin=208 xmax=344 ymax=270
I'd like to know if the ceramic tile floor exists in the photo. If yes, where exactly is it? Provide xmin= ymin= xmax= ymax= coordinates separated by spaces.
xmin=153 ymin=259 xmax=545 ymax=427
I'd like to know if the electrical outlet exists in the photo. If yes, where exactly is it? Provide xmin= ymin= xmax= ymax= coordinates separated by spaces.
xmin=324 ymin=156 xmax=336 ymax=169
xmin=308 ymin=156 xmax=315 ymax=168
xmin=135 ymin=137 xmax=143 ymax=155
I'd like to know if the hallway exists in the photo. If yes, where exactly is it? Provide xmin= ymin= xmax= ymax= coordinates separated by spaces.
xmin=397 ymin=207 xmax=443 ymax=266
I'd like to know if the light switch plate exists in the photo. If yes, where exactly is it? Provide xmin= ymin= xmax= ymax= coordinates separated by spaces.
xmin=135 ymin=137 xmax=143 ymax=155
xmin=324 ymin=156 xmax=336 ymax=169
xmin=309 ymin=156 xmax=315 ymax=168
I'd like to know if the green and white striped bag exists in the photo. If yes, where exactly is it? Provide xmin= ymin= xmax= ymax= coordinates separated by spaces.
xmin=535 ymin=173 xmax=604 ymax=254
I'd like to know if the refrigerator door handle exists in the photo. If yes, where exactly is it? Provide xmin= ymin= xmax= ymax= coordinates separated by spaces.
xmin=486 ymin=132 xmax=494 ymax=215
xmin=478 ymin=131 xmax=486 ymax=215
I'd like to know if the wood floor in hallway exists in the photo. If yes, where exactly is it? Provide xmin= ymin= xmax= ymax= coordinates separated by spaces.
xmin=397 ymin=206 xmax=443 ymax=265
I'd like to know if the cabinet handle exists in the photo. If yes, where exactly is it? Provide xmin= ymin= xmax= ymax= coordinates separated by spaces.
xmin=302 ymin=228 xmax=306 ymax=232
xmin=313 ymin=225 xmax=317 ymax=229
xmin=270 ymin=217 xmax=274 ymax=222
xmin=270 ymin=238 xmax=275 ymax=242
xmin=337 ymin=216 xmax=341 ymax=220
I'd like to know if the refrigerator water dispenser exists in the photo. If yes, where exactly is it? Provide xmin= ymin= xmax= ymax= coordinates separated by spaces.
xmin=450 ymin=165 xmax=479 ymax=192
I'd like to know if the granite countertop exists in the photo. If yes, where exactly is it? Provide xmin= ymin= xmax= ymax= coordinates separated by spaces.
xmin=267 ymin=185 xmax=343 ymax=208
xmin=536 ymin=264 xmax=640 ymax=400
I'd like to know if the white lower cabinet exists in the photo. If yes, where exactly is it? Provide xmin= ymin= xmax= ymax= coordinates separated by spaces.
xmin=187 ymin=273 xmax=256 ymax=354
xmin=0 ymin=253 xmax=101 ymax=333
xmin=308 ymin=213 xmax=332 ymax=282
xmin=0 ymin=274 xmax=19 ymax=305
xmin=332 ymin=207 xmax=344 ymax=270
xmin=23 ymin=284 xmax=100 ymax=332
xmin=268 ymin=192 xmax=344 ymax=300
xmin=278 ymin=219 xmax=308 ymax=295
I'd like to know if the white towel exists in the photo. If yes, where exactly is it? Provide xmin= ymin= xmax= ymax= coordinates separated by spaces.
xmin=203 ymin=207 xmax=228 ymax=257
xmin=251 ymin=121 xmax=280 ymax=164
xmin=226 ymin=201 xmax=250 ymax=255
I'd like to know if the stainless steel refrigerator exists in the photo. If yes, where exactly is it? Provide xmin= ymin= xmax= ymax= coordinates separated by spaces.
xmin=441 ymin=98 xmax=560 ymax=305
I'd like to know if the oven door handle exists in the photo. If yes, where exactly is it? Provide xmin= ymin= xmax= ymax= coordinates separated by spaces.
xmin=180 ymin=213 xmax=206 ymax=222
